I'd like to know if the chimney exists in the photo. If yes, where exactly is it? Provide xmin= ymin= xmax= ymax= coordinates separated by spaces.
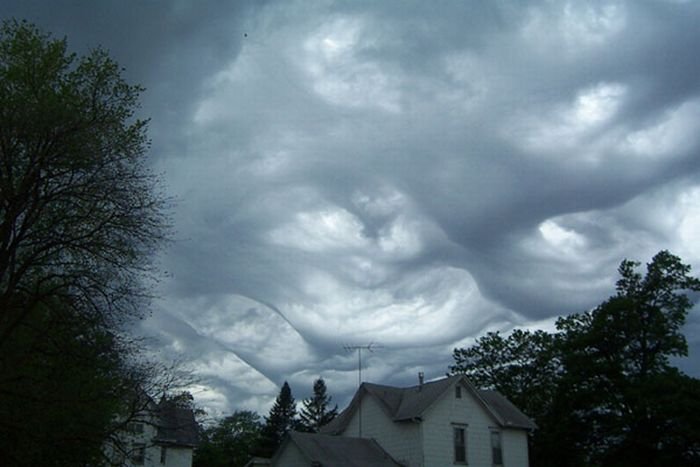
xmin=418 ymin=371 xmax=424 ymax=390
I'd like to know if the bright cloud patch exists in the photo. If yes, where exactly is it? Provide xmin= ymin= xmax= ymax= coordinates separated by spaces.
xmin=514 ymin=82 xmax=626 ymax=154
xmin=623 ymin=99 xmax=700 ymax=159
xmin=269 ymin=207 xmax=369 ymax=252
xmin=281 ymin=265 xmax=499 ymax=347
xmin=303 ymin=16 xmax=401 ymax=112
xmin=539 ymin=219 xmax=587 ymax=253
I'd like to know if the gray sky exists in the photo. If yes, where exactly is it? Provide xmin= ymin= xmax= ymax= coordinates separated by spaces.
xmin=3 ymin=0 xmax=700 ymax=416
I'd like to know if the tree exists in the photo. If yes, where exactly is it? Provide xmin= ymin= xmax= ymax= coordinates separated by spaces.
xmin=451 ymin=251 xmax=700 ymax=467
xmin=298 ymin=378 xmax=338 ymax=433
xmin=0 ymin=300 xmax=128 ymax=466
xmin=450 ymin=328 xmax=560 ymax=422
xmin=0 ymin=20 xmax=169 ymax=465
xmin=256 ymin=381 xmax=297 ymax=458
xmin=194 ymin=411 xmax=263 ymax=467
xmin=0 ymin=19 xmax=167 ymax=346
xmin=555 ymin=250 xmax=700 ymax=466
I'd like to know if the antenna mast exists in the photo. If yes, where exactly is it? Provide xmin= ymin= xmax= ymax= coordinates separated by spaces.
xmin=343 ymin=342 xmax=383 ymax=387
xmin=343 ymin=342 xmax=383 ymax=438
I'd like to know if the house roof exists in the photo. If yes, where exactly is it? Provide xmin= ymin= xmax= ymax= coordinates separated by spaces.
xmin=321 ymin=375 xmax=536 ymax=434
xmin=273 ymin=432 xmax=404 ymax=467
xmin=154 ymin=402 xmax=199 ymax=447
xmin=478 ymin=389 xmax=537 ymax=430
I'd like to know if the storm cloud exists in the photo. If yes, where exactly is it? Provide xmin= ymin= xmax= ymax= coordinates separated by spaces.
xmin=3 ymin=0 xmax=700 ymax=415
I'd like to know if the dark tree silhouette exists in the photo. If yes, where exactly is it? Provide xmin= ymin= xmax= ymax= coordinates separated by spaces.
xmin=0 ymin=20 xmax=170 ymax=465
xmin=451 ymin=251 xmax=700 ymax=467
xmin=256 ymin=381 xmax=297 ymax=458
xmin=194 ymin=410 xmax=263 ymax=467
xmin=298 ymin=378 xmax=338 ymax=433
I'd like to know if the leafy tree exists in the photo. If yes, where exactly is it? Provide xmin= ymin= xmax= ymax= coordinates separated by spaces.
xmin=0 ymin=18 xmax=167 ymax=347
xmin=0 ymin=300 xmax=127 ymax=466
xmin=450 ymin=328 xmax=560 ymax=422
xmin=194 ymin=411 xmax=263 ymax=467
xmin=451 ymin=251 xmax=700 ymax=467
xmin=0 ymin=20 xmax=169 ymax=465
xmin=298 ymin=378 xmax=338 ymax=433
xmin=555 ymin=250 xmax=700 ymax=466
xmin=256 ymin=381 xmax=297 ymax=458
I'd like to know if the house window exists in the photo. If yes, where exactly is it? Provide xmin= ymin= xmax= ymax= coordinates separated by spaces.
xmin=453 ymin=425 xmax=467 ymax=464
xmin=127 ymin=422 xmax=144 ymax=434
xmin=455 ymin=385 xmax=462 ymax=398
xmin=131 ymin=443 xmax=146 ymax=465
xmin=160 ymin=446 xmax=167 ymax=464
xmin=491 ymin=430 xmax=503 ymax=465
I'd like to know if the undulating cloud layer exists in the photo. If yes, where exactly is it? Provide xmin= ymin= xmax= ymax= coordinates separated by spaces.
xmin=4 ymin=0 xmax=700 ymax=415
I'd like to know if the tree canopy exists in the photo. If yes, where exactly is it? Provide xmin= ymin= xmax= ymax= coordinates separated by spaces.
xmin=451 ymin=250 xmax=700 ymax=467
xmin=0 ymin=20 xmax=170 ymax=465
xmin=0 ymin=19 xmax=167 ymax=343
xmin=194 ymin=410 xmax=263 ymax=467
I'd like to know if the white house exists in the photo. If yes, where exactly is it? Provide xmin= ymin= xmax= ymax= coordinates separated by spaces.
xmin=271 ymin=374 xmax=535 ymax=467
xmin=105 ymin=398 xmax=198 ymax=467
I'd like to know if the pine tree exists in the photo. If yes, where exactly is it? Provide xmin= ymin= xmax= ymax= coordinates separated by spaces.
xmin=299 ymin=378 xmax=338 ymax=433
xmin=256 ymin=381 xmax=297 ymax=457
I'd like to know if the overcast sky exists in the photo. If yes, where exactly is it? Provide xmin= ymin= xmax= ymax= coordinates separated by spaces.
xmin=3 ymin=0 xmax=700 ymax=416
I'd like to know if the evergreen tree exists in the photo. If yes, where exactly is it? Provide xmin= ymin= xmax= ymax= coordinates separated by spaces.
xmin=299 ymin=378 xmax=338 ymax=432
xmin=256 ymin=381 xmax=297 ymax=457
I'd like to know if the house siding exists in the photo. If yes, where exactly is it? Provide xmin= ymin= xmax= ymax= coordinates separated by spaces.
xmin=420 ymin=382 xmax=497 ymax=467
xmin=163 ymin=446 xmax=194 ymax=467
xmin=105 ymin=409 xmax=196 ymax=467
xmin=502 ymin=429 xmax=529 ymax=467
xmin=421 ymin=382 xmax=529 ymax=467
xmin=291 ymin=377 xmax=532 ymax=467
xmin=342 ymin=393 xmax=423 ymax=466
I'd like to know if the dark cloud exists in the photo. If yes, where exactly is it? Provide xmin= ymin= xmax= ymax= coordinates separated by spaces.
xmin=3 ymin=0 xmax=700 ymax=415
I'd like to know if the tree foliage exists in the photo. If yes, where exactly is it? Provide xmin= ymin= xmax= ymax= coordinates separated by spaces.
xmin=451 ymin=251 xmax=700 ymax=467
xmin=0 ymin=20 xmax=170 ymax=465
xmin=194 ymin=411 xmax=263 ymax=467
xmin=450 ymin=328 xmax=559 ymax=422
xmin=0 ymin=19 xmax=167 ymax=343
xmin=298 ymin=378 xmax=338 ymax=433
xmin=256 ymin=381 xmax=297 ymax=458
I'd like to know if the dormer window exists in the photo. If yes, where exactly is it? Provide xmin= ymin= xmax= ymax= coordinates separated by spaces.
xmin=455 ymin=385 xmax=462 ymax=399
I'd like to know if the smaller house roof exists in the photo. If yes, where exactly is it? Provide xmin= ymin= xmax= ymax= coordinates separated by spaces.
xmin=274 ymin=432 xmax=404 ymax=467
xmin=322 ymin=375 xmax=536 ymax=434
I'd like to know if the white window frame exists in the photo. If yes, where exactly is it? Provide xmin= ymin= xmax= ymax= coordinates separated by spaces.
xmin=453 ymin=424 xmax=468 ymax=464
xmin=491 ymin=429 xmax=503 ymax=466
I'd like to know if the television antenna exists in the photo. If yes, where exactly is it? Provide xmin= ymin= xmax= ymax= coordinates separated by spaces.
xmin=343 ymin=342 xmax=383 ymax=388
xmin=343 ymin=342 xmax=383 ymax=438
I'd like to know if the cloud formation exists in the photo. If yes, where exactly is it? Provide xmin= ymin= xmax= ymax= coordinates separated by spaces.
xmin=3 ymin=0 xmax=700 ymax=415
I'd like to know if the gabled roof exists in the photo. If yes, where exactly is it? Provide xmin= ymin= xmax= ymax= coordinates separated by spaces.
xmin=478 ymin=390 xmax=537 ymax=430
xmin=153 ymin=401 xmax=199 ymax=447
xmin=273 ymin=432 xmax=404 ymax=467
xmin=321 ymin=375 xmax=536 ymax=434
